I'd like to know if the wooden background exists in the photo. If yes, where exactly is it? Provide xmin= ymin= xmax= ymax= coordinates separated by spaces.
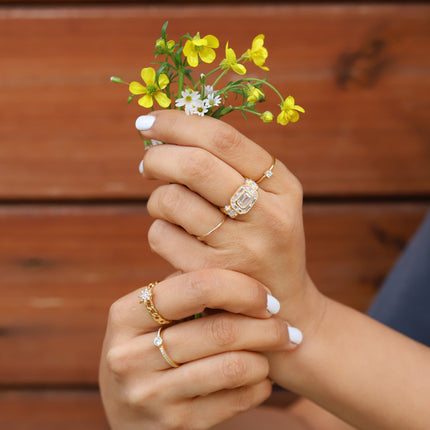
xmin=1 ymin=2 xmax=429 ymax=428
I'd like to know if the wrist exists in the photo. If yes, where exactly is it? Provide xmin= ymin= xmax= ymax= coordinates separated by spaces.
xmin=277 ymin=274 xmax=328 ymax=342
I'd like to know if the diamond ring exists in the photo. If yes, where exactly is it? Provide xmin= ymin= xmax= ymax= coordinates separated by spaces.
xmin=221 ymin=179 xmax=259 ymax=218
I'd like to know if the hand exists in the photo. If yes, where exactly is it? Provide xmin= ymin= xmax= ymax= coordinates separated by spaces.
xmin=137 ymin=110 xmax=325 ymax=334
xmin=99 ymin=269 xmax=299 ymax=430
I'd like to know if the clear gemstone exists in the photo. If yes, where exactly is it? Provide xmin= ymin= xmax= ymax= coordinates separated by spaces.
xmin=154 ymin=336 xmax=162 ymax=347
xmin=265 ymin=170 xmax=273 ymax=178
xmin=237 ymin=191 xmax=252 ymax=208
xmin=138 ymin=287 xmax=152 ymax=303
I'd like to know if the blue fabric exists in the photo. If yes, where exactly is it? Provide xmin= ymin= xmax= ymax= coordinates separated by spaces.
xmin=367 ymin=210 xmax=430 ymax=347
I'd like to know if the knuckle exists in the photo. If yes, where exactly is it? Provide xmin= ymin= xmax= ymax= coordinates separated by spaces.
xmin=147 ymin=219 xmax=167 ymax=253
xmin=123 ymin=384 xmax=155 ymax=409
xmin=105 ymin=345 xmax=129 ymax=379
xmin=210 ymin=122 xmax=244 ymax=155
xmin=181 ymin=149 xmax=214 ymax=182
xmin=265 ymin=318 xmax=289 ymax=348
xmin=107 ymin=299 xmax=126 ymax=327
xmin=233 ymin=386 xmax=259 ymax=413
xmin=183 ymin=271 xmax=211 ymax=303
xmin=155 ymin=184 xmax=185 ymax=218
xmin=206 ymin=315 xmax=237 ymax=347
xmin=220 ymin=352 xmax=248 ymax=386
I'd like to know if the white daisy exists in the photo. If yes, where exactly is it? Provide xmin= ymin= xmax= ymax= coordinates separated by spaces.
xmin=175 ymin=89 xmax=200 ymax=114
xmin=204 ymin=85 xmax=215 ymax=97
xmin=204 ymin=93 xmax=222 ymax=109
xmin=192 ymin=99 xmax=209 ymax=117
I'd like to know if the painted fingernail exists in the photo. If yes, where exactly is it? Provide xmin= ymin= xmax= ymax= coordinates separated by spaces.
xmin=138 ymin=159 xmax=144 ymax=175
xmin=266 ymin=294 xmax=280 ymax=315
xmin=135 ymin=114 xmax=156 ymax=131
xmin=288 ymin=326 xmax=303 ymax=345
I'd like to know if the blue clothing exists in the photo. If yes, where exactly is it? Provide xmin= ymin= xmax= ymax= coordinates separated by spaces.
xmin=367 ymin=210 xmax=430 ymax=347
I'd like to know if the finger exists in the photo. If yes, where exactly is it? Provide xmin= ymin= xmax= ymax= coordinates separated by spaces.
xmin=153 ymin=313 xmax=296 ymax=369
xmin=144 ymin=144 xmax=251 ymax=207
xmin=136 ymin=110 xmax=287 ymax=192
xmin=188 ymin=380 xmax=272 ymax=429
xmin=147 ymin=183 xmax=229 ymax=240
xmin=166 ymin=351 xmax=270 ymax=398
xmin=107 ymin=269 xmax=280 ymax=338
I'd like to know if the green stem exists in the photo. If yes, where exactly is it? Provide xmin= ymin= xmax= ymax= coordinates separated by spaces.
xmin=212 ymin=68 xmax=229 ymax=88
xmin=241 ymin=78 xmax=284 ymax=103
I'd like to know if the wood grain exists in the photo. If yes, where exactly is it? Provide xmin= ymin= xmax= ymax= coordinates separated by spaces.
xmin=0 ymin=203 xmax=427 ymax=385
xmin=0 ymin=389 xmax=108 ymax=430
xmin=0 ymin=4 xmax=429 ymax=199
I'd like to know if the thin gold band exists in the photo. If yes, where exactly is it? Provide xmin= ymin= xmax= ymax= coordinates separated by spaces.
xmin=255 ymin=155 xmax=276 ymax=184
xmin=154 ymin=327 xmax=180 ymax=368
xmin=197 ymin=216 xmax=227 ymax=241
xmin=138 ymin=282 xmax=171 ymax=325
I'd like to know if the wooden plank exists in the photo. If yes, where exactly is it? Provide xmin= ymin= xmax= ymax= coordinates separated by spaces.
xmin=0 ymin=203 xmax=427 ymax=385
xmin=0 ymin=389 xmax=108 ymax=430
xmin=0 ymin=4 xmax=429 ymax=199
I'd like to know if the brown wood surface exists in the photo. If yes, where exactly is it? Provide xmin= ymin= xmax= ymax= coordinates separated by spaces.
xmin=0 ymin=203 xmax=427 ymax=385
xmin=1 ymin=2 xmax=429 ymax=427
xmin=0 ymin=389 xmax=108 ymax=430
xmin=0 ymin=4 xmax=429 ymax=199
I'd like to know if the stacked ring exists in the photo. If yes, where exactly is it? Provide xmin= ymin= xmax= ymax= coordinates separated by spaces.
xmin=138 ymin=282 xmax=171 ymax=325
xmin=197 ymin=216 xmax=227 ymax=241
xmin=154 ymin=327 xmax=180 ymax=368
xmin=221 ymin=179 xmax=259 ymax=219
xmin=255 ymin=155 xmax=276 ymax=184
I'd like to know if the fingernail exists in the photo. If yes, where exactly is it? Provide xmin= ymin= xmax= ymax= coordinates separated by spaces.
xmin=138 ymin=159 xmax=144 ymax=175
xmin=288 ymin=326 xmax=303 ymax=345
xmin=135 ymin=114 xmax=156 ymax=131
xmin=266 ymin=294 xmax=280 ymax=315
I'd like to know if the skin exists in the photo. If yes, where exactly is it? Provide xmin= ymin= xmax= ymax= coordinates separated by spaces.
xmin=100 ymin=110 xmax=430 ymax=429
xmin=99 ymin=269 xmax=300 ymax=430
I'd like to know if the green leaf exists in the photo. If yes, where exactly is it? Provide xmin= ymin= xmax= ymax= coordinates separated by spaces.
xmin=161 ymin=21 xmax=169 ymax=40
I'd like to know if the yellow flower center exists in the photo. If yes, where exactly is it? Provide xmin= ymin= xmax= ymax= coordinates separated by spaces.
xmin=185 ymin=95 xmax=193 ymax=102
xmin=147 ymin=84 xmax=158 ymax=95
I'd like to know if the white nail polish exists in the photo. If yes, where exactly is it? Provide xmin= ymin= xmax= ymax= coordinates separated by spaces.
xmin=138 ymin=159 xmax=144 ymax=175
xmin=288 ymin=326 xmax=303 ymax=345
xmin=135 ymin=115 xmax=156 ymax=131
xmin=266 ymin=294 xmax=280 ymax=315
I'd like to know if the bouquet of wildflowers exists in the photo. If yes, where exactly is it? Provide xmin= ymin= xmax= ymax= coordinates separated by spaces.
xmin=111 ymin=22 xmax=304 ymax=148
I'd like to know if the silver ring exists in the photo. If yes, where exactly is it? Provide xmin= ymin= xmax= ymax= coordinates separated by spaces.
xmin=154 ymin=327 xmax=180 ymax=368
xmin=197 ymin=216 xmax=227 ymax=241
xmin=221 ymin=179 xmax=259 ymax=218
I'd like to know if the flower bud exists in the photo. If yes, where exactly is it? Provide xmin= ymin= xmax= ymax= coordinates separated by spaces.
xmin=110 ymin=76 xmax=124 ymax=84
xmin=260 ymin=111 xmax=274 ymax=123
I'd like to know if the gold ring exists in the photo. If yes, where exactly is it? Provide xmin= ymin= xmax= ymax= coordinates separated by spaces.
xmin=221 ymin=179 xmax=259 ymax=219
xmin=196 ymin=216 xmax=227 ymax=241
xmin=255 ymin=155 xmax=276 ymax=184
xmin=154 ymin=327 xmax=180 ymax=368
xmin=138 ymin=282 xmax=171 ymax=325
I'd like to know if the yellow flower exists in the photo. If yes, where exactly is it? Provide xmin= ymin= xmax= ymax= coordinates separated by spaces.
xmin=183 ymin=33 xmax=219 ymax=67
xmin=247 ymin=85 xmax=265 ymax=104
xmin=220 ymin=42 xmax=247 ymax=75
xmin=276 ymin=96 xmax=305 ymax=125
xmin=244 ymin=34 xmax=269 ymax=71
xmin=260 ymin=111 xmax=274 ymax=123
xmin=129 ymin=67 xmax=171 ymax=108
xmin=155 ymin=38 xmax=175 ymax=51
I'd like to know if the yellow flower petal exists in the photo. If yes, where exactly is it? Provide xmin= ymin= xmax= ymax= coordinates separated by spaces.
xmin=252 ymin=34 xmax=265 ymax=50
xmin=141 ymin=67 xmax=156 ymax=85
xmin=295 ymin=105 xmax=305 ymax=113
xmin=199 ymin=47 xmax=216 ymax=64
xmin=232 ymin=63 xmax=247 ymax=75
xmin=284 ymin=96 xmax=296 ymax=109
xmin=183 ymin=40 xmax=193 ymax=57
xmin=158 ymin=73 xmax=169 ymax=90
xmin=154 ymin=91 xmax=171 ymax=108
xmin=192 ymin=37 xmax=208 ymax=47
xmin=138 ymin=94 xmax=154 ymax=108
xmin=289 ymin=110 xmax=300 ymax=123
xmin=129 ymin=81 xmax=146 ymax=95
xmin=204 ymin=35 xmax=219 ymax=48
xmin=277 ymin=111 xmax=288 ymax=125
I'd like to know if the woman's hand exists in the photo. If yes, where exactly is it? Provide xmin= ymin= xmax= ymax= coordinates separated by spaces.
xmin=99 ymin=269 xmax=300 ymax=430
xmin=137 ymin=110 xmax=325 ymax=335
